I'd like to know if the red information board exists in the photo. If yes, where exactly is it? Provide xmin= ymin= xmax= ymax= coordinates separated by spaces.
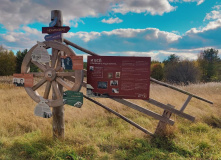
xmin=87 ymin=56 xmax=151 ymax=100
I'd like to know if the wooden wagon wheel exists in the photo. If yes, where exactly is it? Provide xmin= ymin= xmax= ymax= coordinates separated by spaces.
xmin=21 ymin=41 xmax=83 ymax=107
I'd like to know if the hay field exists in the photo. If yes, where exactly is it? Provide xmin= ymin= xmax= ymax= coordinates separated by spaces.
xmin=0 ymin=76 xmax=221 ymax=159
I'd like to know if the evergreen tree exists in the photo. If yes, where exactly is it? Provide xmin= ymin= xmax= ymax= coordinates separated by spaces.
xmin=15 ymin=49 xmax=39 ymax=73
xmin=198 ymin=48 xmax=220 ymax=82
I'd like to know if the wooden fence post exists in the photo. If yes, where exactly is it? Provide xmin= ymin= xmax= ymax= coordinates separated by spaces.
xmin=51 ymin=10 xmax=64 ymax=139
xmin=154 ymin=104 xmax=175 ymax=136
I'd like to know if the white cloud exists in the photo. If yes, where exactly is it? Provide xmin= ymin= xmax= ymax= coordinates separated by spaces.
xmin=101 ymin=17 xmax=123 ymax=24
xmin=169 ymin=0 xmax=204 ymax=5
xmin=3 ymin=35 xmax=16 ymax=42
xmin=0 ymin=0 xmax=176 ymax=31
xmin=112 ymin=0 xmax=175 ymax=15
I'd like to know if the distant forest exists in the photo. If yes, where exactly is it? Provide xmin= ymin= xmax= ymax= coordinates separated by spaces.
xmin=0 ymin=45 xmax=220 ymax=85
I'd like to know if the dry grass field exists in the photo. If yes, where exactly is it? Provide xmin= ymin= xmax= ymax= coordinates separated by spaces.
xmin=0 ymin=76 xmax=221 ymax=159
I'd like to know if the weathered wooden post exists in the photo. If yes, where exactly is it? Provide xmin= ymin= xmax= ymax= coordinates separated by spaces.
xmin=51 ymin=10 xmax=64 ymax=139
xmin=154 ymin=104 xmax=175 ymax=136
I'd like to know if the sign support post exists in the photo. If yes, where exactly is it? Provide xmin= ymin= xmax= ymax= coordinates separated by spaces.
xmin=51 ymin=10 xmax=64 ymax=139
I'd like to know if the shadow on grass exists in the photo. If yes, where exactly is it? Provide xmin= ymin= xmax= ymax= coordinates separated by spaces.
xmin=0 ymin=131 xmax=83 ymax=160
xmin=114 ymin=136 xmax=192 ymax=160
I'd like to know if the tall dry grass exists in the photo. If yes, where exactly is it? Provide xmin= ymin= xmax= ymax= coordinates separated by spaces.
xmin=0 ymin=76 xmax=221 ymax=159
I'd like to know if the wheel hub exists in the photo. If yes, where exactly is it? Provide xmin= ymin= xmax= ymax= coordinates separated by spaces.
xmin=44 ymin=69 xmax=56 ymax=81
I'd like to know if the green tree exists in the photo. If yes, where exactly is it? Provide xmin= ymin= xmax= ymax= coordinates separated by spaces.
xmin=151 ymin=63 xmax=164 ymax=81
xmin=0 ymin=49 xmax=16 ymax=76
xmin=163 ymin=54 xmax=179 ymax=66
xmin=16 ymin=49 xmax=38 ymax=73
xmin=198 ymin=48 xmax=220 ymax=82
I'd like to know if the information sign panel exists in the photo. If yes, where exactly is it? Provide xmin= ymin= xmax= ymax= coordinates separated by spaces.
xmin=13 ymin=73 xmax=34 ymax=87
xmin=72 ymin=56 xmax=83 ymax=70
xmin=87 ymin=56 xmax=151 ymax=100
xmin=63 ymin=91 xmax=83 ymax=108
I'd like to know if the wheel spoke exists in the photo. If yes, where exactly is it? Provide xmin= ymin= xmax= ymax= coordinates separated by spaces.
xmin=51 ymin=49 xmax=59 ymax=68
xmin=30 ymin=72 xmax=44 ymax=77
xmin=56 ymin=77 xmax=72 ymax=90
xmin=31 ymin=60 xmax=46 ymax=71
xmin=32 ymin=78 xmax=47 ymax=91
xmin=43 ymin=81 xmax=51 ymax=99
xmin=52 ymin=81 xmax=62 ymax=99
xmin=56 ymin=72 xmax=75 ymax=77
xmin=55 ymin=54 xmax=61 ymax=71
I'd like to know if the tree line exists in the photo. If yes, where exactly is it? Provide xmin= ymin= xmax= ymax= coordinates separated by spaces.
xmin=151 ymin=48 xmax=221 ymax=84
xmin=0 ymin=45 xmax=220 ymax=84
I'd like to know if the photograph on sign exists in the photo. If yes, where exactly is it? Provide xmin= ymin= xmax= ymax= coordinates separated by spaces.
xmin=13 ymin=73 xmax=34 ymax=87
xmin=71 ymin=56 xmax=83 ymax=70
xmin=32 ymin=41 xmax=50 ymax=64
xmin=87 ymin=56 xmax=151 ymax=100
xmin=63 ymin=91 xmax=83 ymax=108
xmin=61 ymin=56 xmax=73 ymax=70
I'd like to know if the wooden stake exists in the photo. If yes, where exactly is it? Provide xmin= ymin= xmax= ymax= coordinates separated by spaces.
xmin=155 ymin=104 xmax=175 ymax=136
xmin=51 ymin=10 xmax=64 ymax=139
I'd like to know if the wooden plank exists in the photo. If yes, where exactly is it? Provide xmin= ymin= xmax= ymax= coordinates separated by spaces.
xmin=146 ymin=98 xmax=195 ymax=121
xmin=32 ymin=78 xmax=47 ymax=91
xmin=150 ymin=77 xmax=213 ymax=104
xmin=112 ymin=98 xmax=174 ymax=125
xmin=84 ymin=95 xmax=153 ymax=136
xmin=180 ymin=95 xmax=192 ymax=112
xmin=64 ymin=39 xmax=99 ymax=56
xmin=56 ymin=77 xmax=72 ymax=90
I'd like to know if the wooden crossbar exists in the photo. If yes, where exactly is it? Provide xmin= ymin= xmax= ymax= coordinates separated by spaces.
xmin=112 ymin=98 xmax=174 ymax=125
xmin=146 ymin=99 xmax=195 ymax=121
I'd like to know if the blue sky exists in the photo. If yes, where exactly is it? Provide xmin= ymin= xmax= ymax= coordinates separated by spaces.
xmin=0 ymin=0 xmax=221 ymax=61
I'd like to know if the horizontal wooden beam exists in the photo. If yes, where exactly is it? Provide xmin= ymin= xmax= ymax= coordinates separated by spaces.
xmin=150 ymin=78 xmax=213 ymax=105
xmin=112 ymin=98 xmax=174 ymax=125
xmin=146 ymin=98 xmax=195 ymax=122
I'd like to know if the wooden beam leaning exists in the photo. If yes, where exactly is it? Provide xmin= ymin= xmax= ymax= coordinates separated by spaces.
xmin=146 ymin=98 xmax=195 ymax=121
xmin=150 ymin=78 xmax=213 ymax=104
xmin=64 ymin=39 xmax=99 ymax=56
xmin=84 ymin=95 xmax=154 ymax=136
xmin=112 ymin=98 xmax=174 ymax=125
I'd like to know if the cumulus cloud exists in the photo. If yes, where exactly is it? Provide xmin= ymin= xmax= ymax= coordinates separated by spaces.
xmin=101 ymin=17 xmax=123 ymax=24
xmin=112 ymin=0 xmax=175 ymax=15
xmin=169 ymin=0 xmax=205 ymax=5
xmin=0 ymin=26 xmax=44 ymax=50
xmin=0 ymin=0 xmax=176 ymax=31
